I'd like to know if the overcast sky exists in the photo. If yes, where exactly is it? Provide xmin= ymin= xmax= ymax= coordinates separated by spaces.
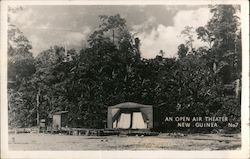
xmin=10 ymin=5 xmax=212 ymax=58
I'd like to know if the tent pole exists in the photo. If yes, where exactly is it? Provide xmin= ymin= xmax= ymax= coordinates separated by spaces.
xmin=130 ymin=112 xmax=133 ymax=129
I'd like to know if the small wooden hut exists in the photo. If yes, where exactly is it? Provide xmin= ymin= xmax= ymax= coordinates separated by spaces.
xmin=52 ymin=111 xmax=68 ymax=129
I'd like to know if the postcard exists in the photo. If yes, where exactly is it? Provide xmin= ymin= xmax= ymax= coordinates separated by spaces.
xmin=1 ymin=0 xmax=249 ymax=158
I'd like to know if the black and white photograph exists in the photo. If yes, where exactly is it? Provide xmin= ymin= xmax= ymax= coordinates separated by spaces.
xmin=1 ymin=0 xmax=249 ymax=158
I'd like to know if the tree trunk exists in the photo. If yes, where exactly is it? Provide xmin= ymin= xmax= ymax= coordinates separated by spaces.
xmin=213 ymin=62 xmax=217 ymax=72
xmin=112 ymin=29 xmax=115 ymax=44
xmin=36 ymin=88 xmax=40 ymax=126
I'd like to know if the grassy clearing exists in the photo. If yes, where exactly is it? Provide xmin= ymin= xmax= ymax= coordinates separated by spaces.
xmin=8 ymin=133 xmax=241 ymax=150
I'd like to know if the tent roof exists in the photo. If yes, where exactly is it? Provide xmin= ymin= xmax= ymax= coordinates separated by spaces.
xmin=109 ymin=102 xmax=152 ymax=109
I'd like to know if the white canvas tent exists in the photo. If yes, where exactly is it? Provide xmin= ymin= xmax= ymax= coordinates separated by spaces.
xmin=107 ymin=102 xmax=153 ymax=129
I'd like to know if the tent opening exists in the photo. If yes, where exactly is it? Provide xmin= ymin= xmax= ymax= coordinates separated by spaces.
xmin=108 ymin=102 xmax=153 ymax=129
xmin=113 ymin=110 xmax=147 ymax=129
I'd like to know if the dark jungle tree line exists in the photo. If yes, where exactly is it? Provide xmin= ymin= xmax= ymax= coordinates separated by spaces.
xmin=8 ymin=5 xmax=241 ymax=132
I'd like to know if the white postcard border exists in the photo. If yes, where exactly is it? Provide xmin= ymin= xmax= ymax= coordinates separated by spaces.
xmin=1 ymin=0 xmax=249 ymax=159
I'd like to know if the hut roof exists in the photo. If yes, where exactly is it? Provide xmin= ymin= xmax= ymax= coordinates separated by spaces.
xmin=109 ymin=102 xmax=152 ymax=109
xmin=53 ymin=111 xmax=68 ymax=115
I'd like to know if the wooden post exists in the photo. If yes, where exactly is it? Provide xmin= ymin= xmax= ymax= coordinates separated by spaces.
xmin=130 ymin=112 xmax=133 ymax=129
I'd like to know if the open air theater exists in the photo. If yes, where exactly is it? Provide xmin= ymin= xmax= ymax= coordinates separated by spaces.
xmin=107 ymin=102 xmax=153 ymax=130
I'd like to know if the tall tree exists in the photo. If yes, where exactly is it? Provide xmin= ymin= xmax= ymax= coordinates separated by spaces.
xmin=207 ymin=5 xmax=241 ymax=82
xmin=8 ymin=7 xmax=36 ymax=128
xmin=181 ymin=26 xmax=195 ymax=53
xmin=177 ymin=44 xmax=189 ymax=59
xmin=196 ymin=26 xmax=215 ymax=49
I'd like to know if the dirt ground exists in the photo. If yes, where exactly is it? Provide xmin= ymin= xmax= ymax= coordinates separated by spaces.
xmin=8 ymin=133 xmax=241 ymax=150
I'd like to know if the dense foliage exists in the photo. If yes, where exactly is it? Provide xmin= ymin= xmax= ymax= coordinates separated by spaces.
xmin=8 ymin=5 xmax=241 ymax=132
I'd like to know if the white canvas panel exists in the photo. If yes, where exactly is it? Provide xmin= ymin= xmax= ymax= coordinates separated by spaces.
xmin=132 ymin=112 xmax=147 ymax=129
xmin=117 ymin=113 xmax=131 ymax=129
xmin=113 ymin=119 xmax=117 ymax=128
